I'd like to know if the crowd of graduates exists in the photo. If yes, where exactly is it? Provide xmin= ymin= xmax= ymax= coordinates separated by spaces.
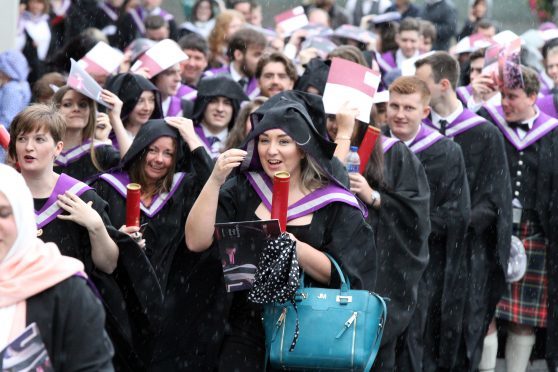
xmin=1 ymin=0 xmax=558 ymax=372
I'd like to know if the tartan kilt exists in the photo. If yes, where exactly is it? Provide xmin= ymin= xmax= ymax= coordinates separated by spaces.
xmin=495 ymin=220 xmax=549 ymax=327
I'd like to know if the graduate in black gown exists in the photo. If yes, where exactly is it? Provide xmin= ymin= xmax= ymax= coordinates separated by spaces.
xmin=92 ymin=118 xmax=222 ymax=370
xmin=380 ymin=76 xmax=470 ymax=372
xmin=186 ymin=91 xmax=377 ymax=371
xmin=415 ymin=52 xmax=512 ymax=372
xmin=476 ymin=66 xmax=558 ymax=372
xmin=8 ymin=104 xmax=163 ymax=372
xmin=52 ymin=85 xmax=131 ymax=182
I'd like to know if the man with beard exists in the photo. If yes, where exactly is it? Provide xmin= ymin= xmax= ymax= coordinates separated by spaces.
xmin=204 ymin=28 xmax=266 ymax=99
xmin=191 ymin=75 xmax=248 ymax=159
xmin=255 ymin=52 xmax=298 ymax=98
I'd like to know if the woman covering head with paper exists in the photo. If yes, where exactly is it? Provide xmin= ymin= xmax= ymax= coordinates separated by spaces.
xmin=52 ymin=85 xmax=129 ymax=182
xmin=0 ymin=163 xmax=113 ymax=371
xmin=186 ymin=91 xmax=377 ymax=371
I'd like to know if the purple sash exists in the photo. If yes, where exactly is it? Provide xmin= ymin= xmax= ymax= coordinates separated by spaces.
xmin=35 ymin=174 xmax=92 ymax=229
xmin=376 ymin=51 xmax=397 ymax=73
xmin=98 ymin=1 xmax=118 ymax=21
xmin=150 ymin=7 xmax=174 ymax=21
xmin=204 ymin=66 xmax=229 ymax=78
xmin=422 ymin=109 xmax=485 ymax=138
xmin=381 ymin=135 xmax=399 ymax=153
xmin=127 ymin=8 xmax=145 ymax=34
xmin=409 ymin=124 xmax=444 ymax=154
xmin=539 ymin=71 xmax=554 ymax=95
xmin=99 ymin=171 xmax=186 ymax=218
xmin=194 ymin=125 xmax=220 ymax=159
xmin=55 ymin=140 xmax=107 ymax=167
xmin=245 ymin=171 xmax=367 ymax=220
xmin=484 ymin=104 xmax=558 ymax=150
xmin=536 ymin=94 xmax=558 ymax=119
xmin=177 ymin=84 xmax=197 ymax=101
xmin=246 ymin=77 xmax=260 ymax=99
xmin=166 ymin=96 xmax=182 ymax=117
xmin=456 ymin=85 xmax=473 ymax=104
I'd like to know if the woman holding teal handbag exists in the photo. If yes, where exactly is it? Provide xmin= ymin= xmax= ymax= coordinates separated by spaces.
xmin=186 ymin=91 xmax=378 ymax=371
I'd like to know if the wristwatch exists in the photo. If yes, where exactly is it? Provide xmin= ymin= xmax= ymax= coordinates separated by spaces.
xmin=370 ymin=190 xmax=381 ymax=206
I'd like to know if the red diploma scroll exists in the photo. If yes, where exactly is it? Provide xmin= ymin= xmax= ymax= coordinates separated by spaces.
xmin=271 ymin=171 xmax=290 ymax=232
xmin=126 ymin=183 xmax=141 ymax=227
xmin=0 ymin=126 xmax=9 ymax=150
xmin=357 ymin=125 xmax=381 ymax=174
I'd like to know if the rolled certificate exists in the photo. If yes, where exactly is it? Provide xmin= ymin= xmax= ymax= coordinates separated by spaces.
xmin=0 ymin=126 xmax=9 ymax=150
xmin=126 ymin=183 xmax=141 ymax=227
xmin=357 ymin=125 xmax=381 ymax=174
xmin=271 ymin=171 xmax=290 ymax=232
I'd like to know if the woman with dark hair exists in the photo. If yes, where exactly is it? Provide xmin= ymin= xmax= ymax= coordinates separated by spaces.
xmin=190 ymin=0 xmax=217 ymax=38
xmin=186 ymin=91 xmax=377 ymax=371
xmin=52 ymin=85 xmax=129 ymax=182
xmin=107 ymin=72 xmax=163 ymax=141
xmin=223 ymin=96 xmax=267 ymax=151
xmin=92 ymin=117 xmax=222 ymax=370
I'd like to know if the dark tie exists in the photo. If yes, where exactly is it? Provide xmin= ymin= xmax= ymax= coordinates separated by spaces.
xmin=439 ymin=119 xmax=448 ymax=135
xmin=508 ymin=121 xmax=530 ymax=132
xmin=207 ymin=136 xmax=220 ymax=146
xmin=238 ymin=78 xmax=248 ymax=90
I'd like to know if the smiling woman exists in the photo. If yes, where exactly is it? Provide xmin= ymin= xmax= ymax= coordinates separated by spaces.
xmin=185 ymin=91 xmax=377 ymax=371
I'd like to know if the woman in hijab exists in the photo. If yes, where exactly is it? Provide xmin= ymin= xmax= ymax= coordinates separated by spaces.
xmin=186 ymin=91 xmax=377 ymax=371
xmin=52 ymin=85 xmax=130 ymax=182
xmin=92 ymin=117 xmax=223 ymax=370
xmin=107 ymin=73 xmax=163 ymax=141
xmin=0 ymin=164 xmax=113 ymax=371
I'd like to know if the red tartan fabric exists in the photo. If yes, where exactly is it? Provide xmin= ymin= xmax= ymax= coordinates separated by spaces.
xmin=496 ymin=220 xmax=549 ymax=327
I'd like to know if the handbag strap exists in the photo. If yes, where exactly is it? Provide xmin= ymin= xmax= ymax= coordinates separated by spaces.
xmin=364 ymin=293 xmax=388 ymax=371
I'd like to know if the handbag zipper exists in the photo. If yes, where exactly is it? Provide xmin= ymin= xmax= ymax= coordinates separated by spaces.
xmin=272 ymin=308 xmax=287 ymax=342
xmin=335 ymin=312 xmax=358 ymax=339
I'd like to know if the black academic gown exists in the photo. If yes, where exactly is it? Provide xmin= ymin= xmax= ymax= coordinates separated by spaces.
xmin=382 ymin=127 xmax=471 ymax=372
xmin=25 ymin=276 xmax=114 ymax=372
xmin=479 ymin=107 xmax=558 ymax=364
xmin=367 ymin=141 xmax=431 ymax=371
xmin=424 ymin=114 xmax=512 ymax=371
xmin=54 ymin=144 xmax=120 ymax=183
xmin=216 ymin=174 xmax=378 ymax=372
xmin=35 ymin=187 xmax=163 ymax=372
xmin=93 ymin=147 xmax=224 ymax=371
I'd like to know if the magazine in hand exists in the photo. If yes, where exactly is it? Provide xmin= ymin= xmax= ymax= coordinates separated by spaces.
xmin=214 ymin=219 xmax=281 ymax=292
xmin=0 ymin=323 xmax=53 ymax=371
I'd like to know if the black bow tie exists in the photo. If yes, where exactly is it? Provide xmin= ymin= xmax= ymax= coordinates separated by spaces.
xmin=508 ymin=121 xmax=530 ymax=132
xmin=438 ymin=119 xmax=448 ymax=135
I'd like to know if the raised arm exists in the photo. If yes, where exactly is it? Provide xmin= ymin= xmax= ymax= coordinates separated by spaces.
xmin=101 ymin=89 xmax=131 ymax=157
xmin=185 ymin=148 xmax=246 ymax=252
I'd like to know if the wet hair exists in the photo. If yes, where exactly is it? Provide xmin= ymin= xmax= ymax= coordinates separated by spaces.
xmin=226 ymin=28 xmax=267 ymax=60
xmin=144 ymin=15 xmax=169 ymax=30
xmin=520 ymin=65 xmax=540 ymax=97
xmin=398 ymin=17 xmax=421 ymax=34
xmin=255 ymin=52 xmax=297 ymax=82
xmin=300 ymin=154 xmax=329 ymax=191
xmin=8 ymin=104 xmax=66 ymax=161
xmin=327 ymin=45 xmax=368 ymax=67
xmin=224 ymin=96 xmax=267 ymax=150
xmin=469 ymin=48 xmax=486 ymax=62
xmin=32 ymin=72 xmax=66 ymax=103
xmin=389 ymin=76 xmax=431 ymax=106
xmin=128 ymin=137 xmax=178 ymax=198
xmin=415 ymin=51 xmax=461 ymax=90
xmin=178 ymin=33 xmax=209 ymax=56
xmin=419 ymin=20 xmax=437 ymax=43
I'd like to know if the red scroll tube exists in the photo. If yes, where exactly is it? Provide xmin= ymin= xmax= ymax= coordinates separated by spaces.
xmin=357 ymin=125 xmax=381 ymax=174
xmin=271 ymin=171 xmax=290 ymax=232
xmin=0 ymin=126 xmax=9 ymax=150
xmin=126 ymin=183 xmax=141 ymax=227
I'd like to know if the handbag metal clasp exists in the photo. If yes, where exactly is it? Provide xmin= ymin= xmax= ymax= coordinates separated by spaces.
xmin=336 ymin=295 xmax=352 ymax=304
xmin=295 ymin=292 xmax=308 ymax=302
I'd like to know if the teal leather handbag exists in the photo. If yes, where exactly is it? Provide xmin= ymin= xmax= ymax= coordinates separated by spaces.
xmin=263 ymin=255 xmax=386 ymax=371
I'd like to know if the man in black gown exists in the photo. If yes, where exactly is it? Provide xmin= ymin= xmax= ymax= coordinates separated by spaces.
xmin=378 ymin=76 xmax=470 ymax=371
xmin=415 ymin=52 xmax=512 ymax=372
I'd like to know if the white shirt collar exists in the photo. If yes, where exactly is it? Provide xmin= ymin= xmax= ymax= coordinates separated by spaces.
xmin=395 ymin=49 xmax=419 ymax=68
xmin=201 ymin=123 xmax=228 ymax=143
xmin=390 ymin=125 xmax=420 ymax=147
xmin=431 ymin=101 xmax=464 ymax=127
xmin=161 ymin=96 xmax=171 ymax=116
xmin=514 ymin=106 xmax=539 ymax=140
xmin=229 ymin=63 xmax=244 ymax=82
